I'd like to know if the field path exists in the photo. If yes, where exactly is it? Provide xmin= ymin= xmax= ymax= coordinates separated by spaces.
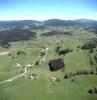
xmin=0 ymin=48 xmax=49 ymax=85
xmin=0 ymin=67 xmax=28 ymax=85
xmin=0 ymin=52 xmax=10 ymax=55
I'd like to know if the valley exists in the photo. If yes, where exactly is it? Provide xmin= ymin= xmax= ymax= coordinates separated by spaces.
xmin=0 ymin=19 xmax=97 ymax=100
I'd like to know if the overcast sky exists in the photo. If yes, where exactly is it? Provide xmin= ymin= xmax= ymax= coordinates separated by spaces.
xmin=0 ymin=0 xmax=97 ymax=20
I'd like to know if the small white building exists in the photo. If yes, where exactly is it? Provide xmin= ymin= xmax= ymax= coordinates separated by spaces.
xmin=50 ymin=77 xmax=56 ymax=82
xmin=45 ymin=48 xmax=49 ymax=51
xmin=16 ymin=63 xmax=21 ymax=67
xmin=27 ymin=64 xmax=33 ymax=67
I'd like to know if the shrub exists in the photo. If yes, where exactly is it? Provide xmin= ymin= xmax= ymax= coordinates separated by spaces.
xmin=88 ymin=88 xmax=95 ymax=94
xmin=64 ymin=74 xmax=69 ymax=79
xmin=55 ymin=46 xmax=61 ymax=53
xmin=71 ymin=79 xmax=74 ymax=82
xmin=58 ymin=48 xmax=73 ymax=56
xmin=94 ymin=55 xmax=97 ymax=63
xmin=17 ymin=50 xmax=26 ymax=55
xmin=68 ymin=72 xmax=73 ymax=77
xmin=93 ymin=86 xmax=97 ymax=94
xmin=40 ymin=52 xmax=46 ymax=56
xmin=82 ymin=70 xmax=90 ymax=75
xmin=35 ymin=60 xmax=39 ymax=65
xmin=90 ymin=69 xmax=95 ymax=74
xmin=88 ymin=86 xmax=97 ymax=94
xmin=76 ymin=70 xmax=83 ymax=75
xmin=89 ymin=49 xmax=93 ymax=53
xmin=90 ymin=60 xmax=93 ymax=65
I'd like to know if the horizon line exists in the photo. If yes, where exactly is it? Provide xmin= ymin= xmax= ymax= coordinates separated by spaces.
xmin=0 ymin=18 xmax=97 ymax=21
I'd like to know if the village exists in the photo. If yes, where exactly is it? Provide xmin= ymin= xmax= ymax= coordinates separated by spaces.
xmin=0 ymin=45 xmax=64 ymax=85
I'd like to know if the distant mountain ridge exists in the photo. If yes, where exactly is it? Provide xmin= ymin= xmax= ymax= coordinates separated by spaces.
xmin=0 ymin=20 xmax=41 ymax=27
xmin=0 ymin=19 xmax=97 ymax=26
xmin=0 ymin=18 xmax=97 ymax=46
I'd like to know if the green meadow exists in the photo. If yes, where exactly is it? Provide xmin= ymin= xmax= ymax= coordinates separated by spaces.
xmin=0 ymin=25 xmax=97 ymax=100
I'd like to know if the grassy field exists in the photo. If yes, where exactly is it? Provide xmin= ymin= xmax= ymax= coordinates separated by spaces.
xmin=0 ymin=26 xmax=97 ymax=100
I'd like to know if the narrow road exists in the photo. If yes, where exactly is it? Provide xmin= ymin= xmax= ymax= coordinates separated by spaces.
xmin=0 ymin=66 xmax=28 ymax=85
xmin=0 ymin=48 xmax=49 ymax=85
xmin=0 ymin=52 xmax=10 ymax=55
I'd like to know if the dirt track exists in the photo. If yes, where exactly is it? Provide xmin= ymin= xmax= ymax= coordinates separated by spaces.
xmin=0 ymin=52 xmax=10 ymax=55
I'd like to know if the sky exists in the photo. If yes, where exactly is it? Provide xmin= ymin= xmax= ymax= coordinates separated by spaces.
xmin=0 ymin=0 xmax=97 ymax=20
